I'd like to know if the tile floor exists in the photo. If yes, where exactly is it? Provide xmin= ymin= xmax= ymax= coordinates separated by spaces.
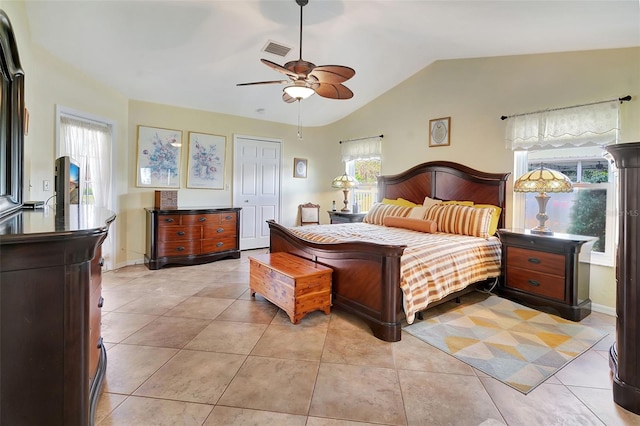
xmin=96 ymin=250 xmax=639 ymax=426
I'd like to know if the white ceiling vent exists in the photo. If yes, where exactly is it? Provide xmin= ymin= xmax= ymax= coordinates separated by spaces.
xmin=262 ymin=40 xmax=293 ymax=57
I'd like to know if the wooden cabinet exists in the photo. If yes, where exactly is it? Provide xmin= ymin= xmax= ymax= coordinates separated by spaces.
xmin=327 ymin=210 xmax=366 ymax=224
xmin=0 ymin=206 xmax=115 ymax=425
xmin=145 ymin=207 xmax=241 ymax=269
xmin=497 ymin=228 xmax=596 ymax=321
xmin=606 ymin=142 xmax=640 ymax=414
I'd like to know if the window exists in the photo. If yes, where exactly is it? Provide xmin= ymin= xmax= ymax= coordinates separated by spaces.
xmin=514 ymin=147 xmax=615 ymax=265
xmin=341 ymin=136 xmax=382 ymax=212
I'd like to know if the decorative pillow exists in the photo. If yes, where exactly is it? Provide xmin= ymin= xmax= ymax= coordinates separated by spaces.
xmin=363 ymin=203 xmax=412 ymax=225
xmin=474 ymin=204 xmax=502 ymax=236
xmin=425 ymin=204 xmax=493 ymax=238
xmin=381 ymin=198 xmax=418 ymax=207
xmin=408 ymin=205 xmax=428 ymax=220
xmin=441 ymin=200 xmax=475 ymax=206
xmin=383 ymin=216 xmax=437 ymax=233
xmin=422 ymin=196 xmax=443 ymax=209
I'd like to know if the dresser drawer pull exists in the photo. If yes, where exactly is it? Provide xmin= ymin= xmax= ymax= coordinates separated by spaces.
xmin=98 ymin=296 xmax=104 ymax=308
xmin=164 ymin=218 xmax=175 ymax=223
xmin=97 ymin=337 xmax=103 ymax=349
xmin=199 ymin=217 xmax=206 ymax=222
xmin=527 ymin=279 xmax=541 ymax=287
xmin=99 ymin=257 xmax=105 ymax=267
xmin=216 ymin=228 xmax=224 ymax=233
xmin=216 ymin=242 xmax=224 ymax=247
xmin=176 ymin=246 xmax=185 ymax=251
xmin=177 ymin=231 xmax=185 ymax=236
xmin=528 ymin=257 xmax=541 ymax=264
xmin=224 ymin=215 xmax=233 ymax=220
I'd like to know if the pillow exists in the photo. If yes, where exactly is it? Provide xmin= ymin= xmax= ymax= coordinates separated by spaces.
xmin=408 ymin=205 xmax=428 ymax=220
xmin=363 ymin=203 xmax=412 ymax=225
xmin=422 ymin=196 xmax=443 ymax=209
xmin=381 ymin=198 xmax=418 ymax=207
xmin=474 ymin=204 xmax=502 ymax=236
xmin=441 ymin=200 xmax=475 ymax=206
xmin=425 ymin=204 xmax=493 ymax=238
xmin=383 ymin=216 xmax=437 ymax=233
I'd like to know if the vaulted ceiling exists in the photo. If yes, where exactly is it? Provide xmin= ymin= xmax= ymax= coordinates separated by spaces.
xmin=24 ymin=1 xmax=639 ymax=127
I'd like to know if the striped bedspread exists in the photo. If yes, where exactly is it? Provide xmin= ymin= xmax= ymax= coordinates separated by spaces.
xmin=288 ymin=223 xmax=502 ymax=324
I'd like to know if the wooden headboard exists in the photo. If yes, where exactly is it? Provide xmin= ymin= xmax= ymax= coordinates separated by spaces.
xmin=377 ymin=161 xmax=511 ymax=228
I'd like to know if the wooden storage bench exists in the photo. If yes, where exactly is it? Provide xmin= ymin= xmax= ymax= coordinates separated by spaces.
xmin=249 ymin=252 xmax=332 ymax=324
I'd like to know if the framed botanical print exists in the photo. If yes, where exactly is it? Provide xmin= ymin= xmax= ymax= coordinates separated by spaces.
xmin=429 ymin=117 xmax=451 ymax=147
xmin=136 ymin=125 xmax=183 ymax=188
xmin=293 ymin=158 xmax=308 ymax=178
xmin=187 ymin=132 xmax=226 ymax=189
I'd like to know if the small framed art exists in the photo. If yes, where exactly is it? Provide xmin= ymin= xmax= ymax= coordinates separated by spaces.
xmin=293 ymin=158 xmax=308 ymax=178
xmin=187 ymin=132 xmax=226 ymax=189
xmin=136 ymin=125 xmax=183 ymax=188
xmin=429 ymin=117 xmax=451 ymax=147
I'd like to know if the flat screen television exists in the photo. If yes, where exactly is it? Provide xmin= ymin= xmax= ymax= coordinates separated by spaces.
xmin=55 ymin=156 xmax=80 ymax=207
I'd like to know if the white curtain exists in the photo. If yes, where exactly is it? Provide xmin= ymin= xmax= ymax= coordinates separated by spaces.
xmin=341 ymin=136 xmax=382 ymax=162
xmin=60 ymin=115 xmax=113 ymax=268
xmin=506 ymin=100 xmax=620 ymax=150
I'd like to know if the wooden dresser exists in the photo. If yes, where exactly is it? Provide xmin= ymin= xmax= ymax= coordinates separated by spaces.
xmin=497 ymin=228 xmax=596 ymax=321
xmin=0 ymin=205 xmax=115 ymax=425
xmin=145 ymin=207 xmax=241 ymax=269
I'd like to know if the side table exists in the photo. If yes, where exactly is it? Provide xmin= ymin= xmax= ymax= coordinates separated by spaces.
xmin=327 ymin=211 xmax=366 ymax=224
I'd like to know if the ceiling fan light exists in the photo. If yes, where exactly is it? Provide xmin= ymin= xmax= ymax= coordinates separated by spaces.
xmin=283 ymin=84 xmax=315 ymax=100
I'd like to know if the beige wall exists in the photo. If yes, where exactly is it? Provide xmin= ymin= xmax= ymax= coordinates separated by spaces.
xmin=5 ymin=0 xmax=639 ymax=311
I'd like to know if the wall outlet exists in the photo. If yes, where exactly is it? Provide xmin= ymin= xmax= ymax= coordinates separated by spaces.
xmin=43 ymin=180 xmax=50 ymax=191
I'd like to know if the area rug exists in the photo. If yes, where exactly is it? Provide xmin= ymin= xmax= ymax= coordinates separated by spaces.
xmin=403 ymin=294 xmax=607 ymax=394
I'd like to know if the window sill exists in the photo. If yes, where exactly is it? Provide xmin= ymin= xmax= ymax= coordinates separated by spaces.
xmin=587 ymin=252 xmax=614 ymax=268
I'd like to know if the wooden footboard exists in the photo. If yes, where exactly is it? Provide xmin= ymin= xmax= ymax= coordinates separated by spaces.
xmin=268 ymin=220 xmax=406 ymax=342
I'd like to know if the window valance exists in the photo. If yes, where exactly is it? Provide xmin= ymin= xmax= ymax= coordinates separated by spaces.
xmin=505 ymin=100 xmax=620 ymax=150
xmin=340 ymin=136 xmax=382 ymax=162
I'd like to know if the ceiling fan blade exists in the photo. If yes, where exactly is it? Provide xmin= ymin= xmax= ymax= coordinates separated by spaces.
xmin=282 ymin=92 xmax=298 ymax=103
xmin=309 ymin=65 xmax=356 ymax=84
xmin=236 ymin=80 xmax=289 ymax=87
xmin=315 ymin=83 xmax=353 ymax=100
xmin=261 ymin=59 xmax=299 ymax=79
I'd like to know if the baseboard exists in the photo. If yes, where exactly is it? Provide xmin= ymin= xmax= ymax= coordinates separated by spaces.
xmin=591 ymin=302 xmax=615 ymax=317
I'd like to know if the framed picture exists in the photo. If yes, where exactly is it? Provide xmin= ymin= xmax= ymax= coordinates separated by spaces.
xmin=136 ymin=125 xmax=183 ymax=188
xmin=429 ymin=117 xmax=451 ymax=147
xmin=187 ymin=132 xmax=226 ymax=189
xmin=293 ymin=158 xmax=308 ymax=178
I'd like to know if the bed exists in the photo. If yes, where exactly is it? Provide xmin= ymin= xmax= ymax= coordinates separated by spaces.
xmin=267 ymin=161 xmax=510 ymax=342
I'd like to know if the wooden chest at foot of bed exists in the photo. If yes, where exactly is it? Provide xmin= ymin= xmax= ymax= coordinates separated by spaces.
xmin=249 ymin=252 xmax=332 ymax=324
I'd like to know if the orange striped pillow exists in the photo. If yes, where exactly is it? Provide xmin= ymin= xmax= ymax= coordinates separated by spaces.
xmin=363 ymin=203 xmax=412 ymax=225
xmin=425 ymin=204 xmax=493 ymax=238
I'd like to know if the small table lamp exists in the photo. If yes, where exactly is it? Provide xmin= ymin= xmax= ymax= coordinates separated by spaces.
xmin=513 ymin=164 xmax=573 ymax=235
xmin=331 ymin=173 xmax=359 ymax=212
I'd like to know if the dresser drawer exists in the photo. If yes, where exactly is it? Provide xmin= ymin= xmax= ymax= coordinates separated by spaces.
xmin=89 ymin=284 xmax=103 ymax=382
xmin=157 ymin=240 xmax=200 ymax=257
xmin=506 ymin=266 xmax=565 ymax=301
xmin=157 ymin=214 xmax=183 ymax=226
xmin=182 ymin=213 xmax=219 ymax=225
xmin=202 ymin=237 xmax=237 ymax=253
xmin=219 ymin=212 xmax=237 ymax=224
xmin=158 ymin=225 xmax=200 ymax=241
xmin=202 ymin=222 xmax=236 ymax=239
xmin=506 ymin=247 xmax=565 ymax=277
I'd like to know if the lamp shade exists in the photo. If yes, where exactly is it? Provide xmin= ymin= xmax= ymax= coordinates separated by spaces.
xmin=513 ymin=165 xmax=573 ymax=194
xmin=283 ymin=83 xmax=315 ymax=100
xmin=331 ymin=173 xmax=358 ymax=189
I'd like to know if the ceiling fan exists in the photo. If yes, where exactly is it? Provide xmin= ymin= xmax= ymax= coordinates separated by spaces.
xmin=237 ymin=0 xmax=355 ymax=103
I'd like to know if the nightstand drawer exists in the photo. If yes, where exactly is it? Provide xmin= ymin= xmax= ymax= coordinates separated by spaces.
xmin=506 ymin=266 xmax=565 ymax=301
xmin=506 ymin=247 xmax=565 ymax=277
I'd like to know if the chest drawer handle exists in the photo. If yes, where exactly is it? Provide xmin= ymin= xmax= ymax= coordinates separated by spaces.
xmin=528 ymin=279 xmax=541 ymax=287
xmin=176 ymin=246 xmax=185 ymax=251
xmin=216 ymin=228 xmax=224 ymax=233
xmin=164 ymin=218 xmax=175 ymax=223
xmin=224 ymin=215 xmax=232 ymax=220
xmin=528 ymin=257 xmax=541 ymax=264
xmin=216 ymin=242 xmax=224 ymax=247
xmin=98 ymin=296 xmax=104 ymax=308
xmin=97 ymin=337 xmax=103 ymax=349
xmin=198 ymin=217 xmax=206 ymax=222
xmin=177 ymin=231 xmax=185 ymax=236
xmin=99 ymin=257 xmax=105 ymax=267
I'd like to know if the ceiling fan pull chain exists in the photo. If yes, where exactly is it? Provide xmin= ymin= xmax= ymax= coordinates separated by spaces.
xmin=297 ymin=101 xmax=303 ymax=140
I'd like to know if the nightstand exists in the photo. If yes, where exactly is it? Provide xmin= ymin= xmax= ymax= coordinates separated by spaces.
xmin=327 ymin=211 xmax=366 ymax=224
xmin=497 ymin=228 xmax=597 ymax=321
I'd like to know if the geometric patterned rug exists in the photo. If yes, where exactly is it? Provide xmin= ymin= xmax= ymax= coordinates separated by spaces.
xmin=403 ymin=294 xmax=607 ymax=394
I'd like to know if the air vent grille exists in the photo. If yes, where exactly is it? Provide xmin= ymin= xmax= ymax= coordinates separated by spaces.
xmin=262 ymin=40 xmax=292 ymax=57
